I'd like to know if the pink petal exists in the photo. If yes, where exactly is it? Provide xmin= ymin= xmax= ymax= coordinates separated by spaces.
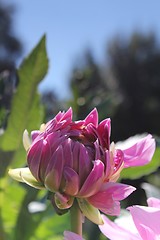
xmin=72 ymin=141 xmax=81 ymax=173
xmin=104 ymin=150 xmax=114 ymax=178
xmin=47 ymin=132 xmax=66 ymax=152
xmin=31 ymin=130 xmax=40 ymax=142
xmin=56 ymin=107 xmax=73 ymax=129
xmin=78 ymin=143 xmax=92 ymax=186
xmin=138 ymin=225 xmax=158 ymax=240
xmin=27 ymin=138 xmax=44 ymax=181
xmin=147 ymin=197 xmax=160 ymax=209
xmin=88 ymin=182 xmax=136 ymax=216
xmin=122 ymin=134 xmax=155 ymax=167
xmin=128 ymin=205 xmax=160 ymax=239
xmin=94 ymin=140 xmax=101 ymax=160
xmin=84 ymin=108 xmax=98 ymax=127
xmin=99 ymin=214 xmax=140 ymax=240
xmin=60 ymin=107 xmax=73 ymax=122
xmin=63 ymin=167 xmax=80 ymax=196
xmin=39 ymin=139 xmax=51 ymax=181
xmin=63 ymin=231 xmax=84 ymax=240
xmin=44 ymin=145 xmax=64 ymax=192
xmin=110 ymin=149 xmax=124 ymax=182
xmin=78 ymin=160 xmax=104 ymax=198
xmin=97 ymin=118 xmax=111 ymax=149
xmin=63 ymin=139 xmax=73 ymax=168
xmin=83 ymin=123 xmax=97 ymax=142
xmin=55 ymin=111 xmax=64 ymax=121
xmin=47 ymin=108 xmax=72 ymax=132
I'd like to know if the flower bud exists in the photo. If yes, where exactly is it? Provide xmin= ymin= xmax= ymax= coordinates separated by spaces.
xmin=9 ymin=108 xmax=155 ymax=224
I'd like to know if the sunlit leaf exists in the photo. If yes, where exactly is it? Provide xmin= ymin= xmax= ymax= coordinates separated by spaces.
xmin=1 ymin=179 xmax=26 ymax=238
xmin=0 ymin=35 xmax=49 ymax=239
xmin=30 ymin=210 xmax=70 ymax=240
xmin=0 ymin=35 xmax=48 ymax=151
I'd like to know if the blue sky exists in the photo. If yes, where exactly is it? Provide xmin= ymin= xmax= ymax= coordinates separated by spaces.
xmin=6 ymin=0 xmax=160 ymax=99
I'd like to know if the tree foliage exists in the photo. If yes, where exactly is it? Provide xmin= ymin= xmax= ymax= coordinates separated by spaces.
xmin=108 ymin=32 xmax=160 ymax=141
xmin=0 ymin=2 xmax=22 ymax=130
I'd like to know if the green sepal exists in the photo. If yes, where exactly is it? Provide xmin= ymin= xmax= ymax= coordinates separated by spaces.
xmin=77 ymin=198 xmax=104 ymax=225
xmin=8 ymin=167 xmax=45 ymax=189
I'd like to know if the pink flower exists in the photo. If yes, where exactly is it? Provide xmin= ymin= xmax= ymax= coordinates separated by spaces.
xmin=8 ymin=108 xmax=155 ymax=224
xmin=63 ymin=231 xmax=84 ymax=240
xmin=99 ymin=197 xmax=160 ymax=240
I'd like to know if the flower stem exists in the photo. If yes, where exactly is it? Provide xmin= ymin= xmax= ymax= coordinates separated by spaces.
xmin=70 ymin=199 xmax=83 ymax=236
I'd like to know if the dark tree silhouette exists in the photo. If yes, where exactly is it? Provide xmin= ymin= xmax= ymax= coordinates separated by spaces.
xmin=107 ymin=32 xmax=160 ymax=141
xmin=41 ymin=90 xmax=67 ymax=122
xmin=0 ymin=2 xmax=22 ymax=129
xmin=69 ymin=50 xmax=115 ymax=121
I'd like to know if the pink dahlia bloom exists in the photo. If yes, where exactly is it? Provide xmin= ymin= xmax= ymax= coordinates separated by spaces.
xmin=9 ymin=108 xmax=155 ymax=224
xmin=99 ymin=197 xmax=160 ymax=240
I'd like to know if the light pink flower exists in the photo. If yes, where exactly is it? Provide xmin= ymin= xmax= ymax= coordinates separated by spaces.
xmin=9 ymin=108 xmax=155 ymax=224
xmin=63 ymin=231 xmax=84 ymax=240
xmin=99 ymin=197 xmax=160 ymax=240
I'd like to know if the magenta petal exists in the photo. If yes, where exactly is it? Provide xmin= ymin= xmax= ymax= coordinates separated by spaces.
xmin=78 ymin=144 xmax=92 ymax=186
xmin=97 ymin=118 xmax=111 ymax=149
xmin=55 ymin=108 xmax=73 ymax=130
xmin=128 ymin=205 xmax=160 ymax=239
xmin=72 ymin=141 xmax=80 ymax=172
xmin=55 ymin=111 xmax=64 ymax=121
xmin=31 ymin=130 xmax=41 ymax=142
xmin=27 ymin=138 xmax=44 ymax=181
xmin=39 ymin=140 xmax=51 ymax=181
xmin=88 ymin=182 xmax=136 ymax=216
xmin=63 ymin=231 xmax=84 ymax=240
xmin=94 ymin=140 xmax=101 ymax=160
xmin=84 ymin=108 xmax=98 ymax=127
xmin=123 ymin=134 xmax=155 ymax=167
xmin=63 ymin=139 xmax=73 ymax=168
xmin=104 ymin=150 xmax=114 ymax=178
xmin=44 ymin=145 xmax=64 ymax=192
xmin=99 ymin=214 xmax=139 ymax=240
xmin=47 ymin=132 xmax=66 ymax=152
xmin=63 ymin=167 xmax=80 ymax=196
xmin=78 ymin=160 xmax=104 ymax=198
xmin=60 ymin=107 xmax=72 ymax=123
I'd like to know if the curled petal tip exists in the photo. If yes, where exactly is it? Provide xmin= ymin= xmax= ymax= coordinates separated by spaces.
xmin=40 ymin=123 xmax=46 ymax=132
xmin=54 ymin=192 xmax=74 ymax=209
xmin=85 ymin=108 xmax=98 ymax=127
xmin=8 ymin=168 xmax=24 ymax=182
xmin=23 ymin=129 xmax=31 ymax=151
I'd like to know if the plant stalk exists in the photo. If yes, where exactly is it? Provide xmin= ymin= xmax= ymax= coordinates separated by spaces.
xmin=70 ymin=199 xmax=83 ymax=236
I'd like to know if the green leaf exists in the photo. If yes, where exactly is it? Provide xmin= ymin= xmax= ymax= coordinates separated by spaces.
xmin=0 ymin=35 xmax=48 ymax=151
xmin=77 ymin=198 xmax=103 ymax=225
xmin=1 ymin=178 xmax=26 ymax=239
xmin=120 ymin=148 xmax=160 ymax=180
xmin=30 ymin=210 xmax=70 ymax=240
